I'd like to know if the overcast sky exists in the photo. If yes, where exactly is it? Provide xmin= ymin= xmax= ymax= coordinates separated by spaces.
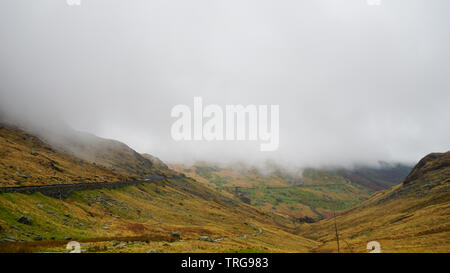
xmin=0 ymin=0 xmax=449 ymax=168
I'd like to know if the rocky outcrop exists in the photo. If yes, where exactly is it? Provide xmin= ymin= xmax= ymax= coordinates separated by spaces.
xmin=17 ymin=216 xmax=33 ymax=225
xmin=403 ymin=152 xmax=450 ymax=185
xmin=199 ymin=236 xmax=213 ymax=242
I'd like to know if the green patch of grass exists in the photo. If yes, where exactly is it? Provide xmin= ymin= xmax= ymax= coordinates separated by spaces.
xmin=210 ymin=175 xmax=231 ymax=187
xmin=237 ymin=185 xmax=363 ymax=211
xmin=195 ymin=166 xmax=219 ymax=179
xmin=0 ymin=192 xmax=100 ymax=241
xmin=302 ymin=169 xmax=347 ymax=184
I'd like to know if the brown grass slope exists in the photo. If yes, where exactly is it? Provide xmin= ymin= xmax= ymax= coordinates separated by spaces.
xmin=0 ymin=125 xmax=138 ymax=186
xmin=0 ymin=175 xmax=318 ymax=253
xmin=44 ymin=130 xmax=156 ymax=177
xmin=299 ymin=151 xmax=450 ymax=253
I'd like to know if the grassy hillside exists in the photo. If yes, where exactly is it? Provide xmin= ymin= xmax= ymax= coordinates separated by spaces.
xmin=0 ymin=125 xmax=137 ymax=187
xmin=42 ymin=130 xmax=157 ymax=177
xmin=299 ymin=152 xmax=450 ymax=253
xmin=0 ymin=177 xmax=318 ymax=253
xmin=170 ymin=163 xmax=410 ymax=221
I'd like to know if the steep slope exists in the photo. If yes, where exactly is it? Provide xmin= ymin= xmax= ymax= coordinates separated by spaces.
xmin=43 ymin=130 xmax=156 ymax=177
xmin=300 ymin=152 xmax=450 ymax=253
xmin=0 ymin=124 xmax=137 ymax=186
xmin=403 ymin=152 xmax=449 ymax=184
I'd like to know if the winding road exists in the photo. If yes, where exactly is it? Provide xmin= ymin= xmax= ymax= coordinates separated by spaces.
xmin=0 ymin=175 xmax=167 ymax=199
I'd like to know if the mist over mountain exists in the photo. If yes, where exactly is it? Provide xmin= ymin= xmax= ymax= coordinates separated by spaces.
xmin=1 ymin=0 xmax=449 ymax=168
xmin=0 ymin=1 xmax=449 ymax=255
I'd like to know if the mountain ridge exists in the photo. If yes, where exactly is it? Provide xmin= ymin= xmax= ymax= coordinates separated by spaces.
xmin=299 ymin=151 xmax=450 ymax=252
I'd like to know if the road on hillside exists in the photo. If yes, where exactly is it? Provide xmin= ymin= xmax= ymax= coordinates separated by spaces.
xmin=0 ymin=175 xmax=168 ymax=199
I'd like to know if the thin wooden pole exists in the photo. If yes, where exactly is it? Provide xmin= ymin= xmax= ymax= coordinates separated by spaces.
xmin=333 ymin=208 xmax=340 ymax=253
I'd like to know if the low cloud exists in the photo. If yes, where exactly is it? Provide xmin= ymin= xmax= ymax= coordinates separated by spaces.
xmin=1 ymin=0 xmax=449 ymax=169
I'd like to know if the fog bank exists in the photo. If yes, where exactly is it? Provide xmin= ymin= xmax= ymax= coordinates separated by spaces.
xmin=1 ymin=0 xmax=449 ymax=168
